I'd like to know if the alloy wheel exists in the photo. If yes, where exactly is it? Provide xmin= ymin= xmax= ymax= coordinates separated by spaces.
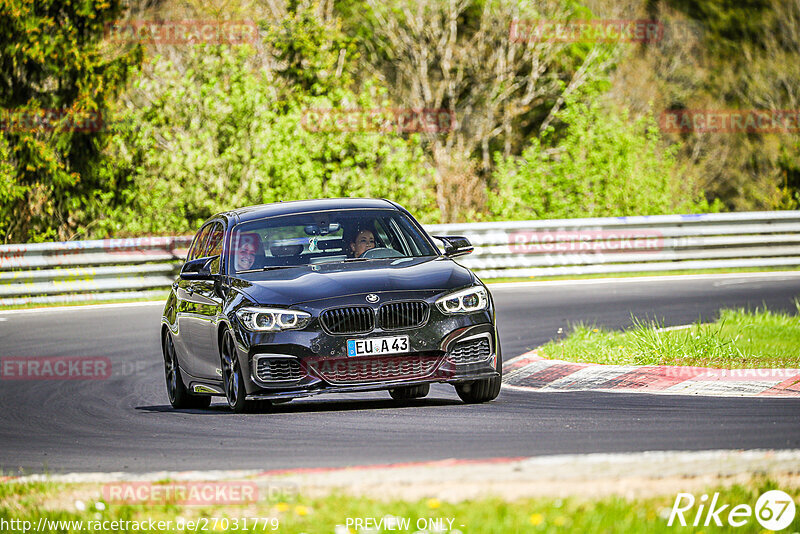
xmin=221 ymin=330 xmax=242 ymax=409
xmin=164 ymin=334 xmax=178 ymax=404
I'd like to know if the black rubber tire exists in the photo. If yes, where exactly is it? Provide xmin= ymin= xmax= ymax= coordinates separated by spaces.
xmin=163 ymin=332 xmax=211 ymax=409
xmin=455 ymin=355 xmax=502 ymax=404
xmin=220 ymin=329 xmax=270 ymax=414
xmin=389 ymin=383 xmax=430 ymax=400
xmin=220 ymin=329 xmax=249 ymax=413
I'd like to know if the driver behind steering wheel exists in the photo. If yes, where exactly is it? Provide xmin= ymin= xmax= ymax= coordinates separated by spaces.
xmin=348 ymin=227 xmax=376 ymax=258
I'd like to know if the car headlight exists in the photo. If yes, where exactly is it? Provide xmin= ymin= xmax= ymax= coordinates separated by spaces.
xmin=435 ymin=286 xmax=489 ymax=314
xmin=236 ymin=307 xmax=311 ymax=332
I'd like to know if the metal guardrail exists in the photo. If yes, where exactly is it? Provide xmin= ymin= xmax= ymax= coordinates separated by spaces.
xmin=1 ymin=211 xmax=799 ymax=306
xmin=0 ymin=237 xmax=192 ymax=306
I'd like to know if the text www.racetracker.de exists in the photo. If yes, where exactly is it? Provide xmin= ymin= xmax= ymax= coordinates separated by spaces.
xmin=1 ymin=517 xmax=280 ymax=533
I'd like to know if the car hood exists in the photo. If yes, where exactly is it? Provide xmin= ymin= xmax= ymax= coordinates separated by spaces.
xmin=231 ymin=256 xmax=474 ymax=307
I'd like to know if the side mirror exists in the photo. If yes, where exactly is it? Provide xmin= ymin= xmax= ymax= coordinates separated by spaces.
xmin=180 ymin=256 xmax=219 ymax=280
xmin=432 ymin=236 xmax=474 ymax=258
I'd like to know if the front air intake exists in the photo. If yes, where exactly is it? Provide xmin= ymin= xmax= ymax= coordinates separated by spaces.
xmin=254 ymin=357 xmax=304 ymax=382
xmin=320 ymin=306 xmax=375 ymax=334
xmin=378 ymin=301 xmax=429 ymax=330
xmin=446 ymin=336 xmax=492 ymax=364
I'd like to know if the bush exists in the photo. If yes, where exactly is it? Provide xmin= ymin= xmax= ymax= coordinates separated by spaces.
xmin=95 ymin=28 xmax=438 ymax=237
xmin=488 ymin=98 xmax=719 ymax=221
xmin=0 ymin=0 xmax=141 ymax=243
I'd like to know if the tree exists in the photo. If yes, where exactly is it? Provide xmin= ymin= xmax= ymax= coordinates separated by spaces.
xmin=99 ymin=4 xmax=438 ymax=237
xmin=0 ymin=0 xmax=142 ymax=242
xmin=353 ymin=0 xmax=620 ymax=221
xmin=609 ymin=0 xmax=800 ymax=210
xmin=489 ymin=96 xmax=717 ymax=220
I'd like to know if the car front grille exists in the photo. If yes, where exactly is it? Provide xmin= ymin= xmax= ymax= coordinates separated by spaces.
xmin=446 ymin=336 xmax=492 ymax=364
xmin=311 ymin=354 xmax=441 ymax=384
xmin=255 ymin=357 xmax=304 ymax=382
xmin=378 ymin=301 xmax=428 ymax=330
xmin=320 ymin=306 xmax=374 ymax=334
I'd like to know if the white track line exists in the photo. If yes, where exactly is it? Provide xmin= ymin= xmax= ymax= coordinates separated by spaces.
xmin=0 ymin=301 xmax=164 ymax=315
xmin=487 ymin=270 xmax=800 ymax=289
xmin=1 ymin=270 xmax=798 ymax=313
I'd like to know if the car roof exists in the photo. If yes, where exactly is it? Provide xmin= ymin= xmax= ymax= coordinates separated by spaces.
xmin=215 ymin=198 xmax=400 ymax=225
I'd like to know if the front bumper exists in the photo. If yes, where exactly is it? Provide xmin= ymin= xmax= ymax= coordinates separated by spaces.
xmin=232 ymin=293 xmax=500 ymax=400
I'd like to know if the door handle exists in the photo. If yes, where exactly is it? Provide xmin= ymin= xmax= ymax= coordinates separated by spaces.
xmin=186 ymin=287 xmax=194 ymax=296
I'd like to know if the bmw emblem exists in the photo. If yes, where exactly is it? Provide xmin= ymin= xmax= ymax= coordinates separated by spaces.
xmin=366 ymin=293 xmax=380 ymax=303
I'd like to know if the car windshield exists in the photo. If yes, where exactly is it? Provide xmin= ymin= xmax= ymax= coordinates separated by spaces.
xmin=230 ymin=209 xmax=438 ymax=273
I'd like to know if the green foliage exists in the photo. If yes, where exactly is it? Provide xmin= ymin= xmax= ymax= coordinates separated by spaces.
xmin=5 ymin=0 xmax=796 ymax=243
xmin=0 ymin=135 xmax=22 ymax=216
xmin=628 ymin=0 xmax=800 ymax=210
xmin=265 ymin=4 xmax=359 ymax=98
xmin=489 ymin=96 xmax=718 ymax=220
xmin=96 ymin=13 xmax=438 ymax=237
xmin=667 ymin=0 xmax=771 ymax=57
xmin=0 ymin=0 xmax=142 ymax=242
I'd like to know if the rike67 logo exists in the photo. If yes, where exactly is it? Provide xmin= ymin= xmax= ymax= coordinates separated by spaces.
xmin=668 ymin=490 xmax=796 ymax=530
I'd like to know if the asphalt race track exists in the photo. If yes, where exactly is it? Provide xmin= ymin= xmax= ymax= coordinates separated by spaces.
xmin=1 ymin=273 xmax=799 ymax=474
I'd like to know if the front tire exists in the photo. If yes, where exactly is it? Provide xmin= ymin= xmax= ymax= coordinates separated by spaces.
xmin=455 ymin=355 xmax=502 ymax=404
xmin=163 ymin=332 xmax=211 ymax=409
xmin=389 ymin=383 xmax=430 ymax=400
xmin=220 ymin=329 xmax=269 ymax=413
xmin=220 ymin=329 xmax=250 ymax=413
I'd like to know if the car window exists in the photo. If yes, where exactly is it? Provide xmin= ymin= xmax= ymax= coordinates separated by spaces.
xmin=186 ymin=230 xmax=202 ymax=262
xmin=372 ymin=219 xmax=393 ymax=251
xmin=188 ymin=225 xmax=211 ymax=261
xmin=384 ymin=217 xmax=414 ymax=255
xmin=201 ymin=222 xmax=225 ymax=274
xmin=230 ymin=209 xmax=437 ymax=273
xmin=205 ymin=223 xmax=224 ymax=257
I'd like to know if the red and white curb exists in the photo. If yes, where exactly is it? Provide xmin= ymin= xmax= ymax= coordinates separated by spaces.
xmin=502 ymin=351 xmax=800 ymax=397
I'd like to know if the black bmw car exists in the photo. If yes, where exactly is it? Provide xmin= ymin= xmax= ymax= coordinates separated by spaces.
xmin=161 ymin=198 xmax=501 ymax=412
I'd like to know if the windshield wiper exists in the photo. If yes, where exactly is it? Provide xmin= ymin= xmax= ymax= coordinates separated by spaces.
xmin=238 ymin=265 xmax=298 ymax=274
xmin=303 ymin=257 xmax=371 ymax=266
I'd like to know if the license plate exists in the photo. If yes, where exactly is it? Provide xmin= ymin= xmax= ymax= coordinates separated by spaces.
xmin=347 ymin=335 xmax=409 ymax=357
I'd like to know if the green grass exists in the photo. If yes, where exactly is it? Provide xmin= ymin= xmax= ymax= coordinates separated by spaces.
xmin=483 ymin=266 xmax=799 ymax=284
xmin=539 ymin=304 xmax=800 ymax=368
xmin=0 ymin=479 xmax=797 ymax=533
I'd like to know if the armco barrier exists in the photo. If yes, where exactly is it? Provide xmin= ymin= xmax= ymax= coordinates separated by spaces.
xmin=0 ymin=236 xmax=192 ymax=306
xmin=1 ymin=211 xmax=798 ymax=306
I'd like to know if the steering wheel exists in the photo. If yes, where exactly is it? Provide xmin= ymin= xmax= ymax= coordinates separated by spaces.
xmin=362 ymin=247 xmax=404 ymax=259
